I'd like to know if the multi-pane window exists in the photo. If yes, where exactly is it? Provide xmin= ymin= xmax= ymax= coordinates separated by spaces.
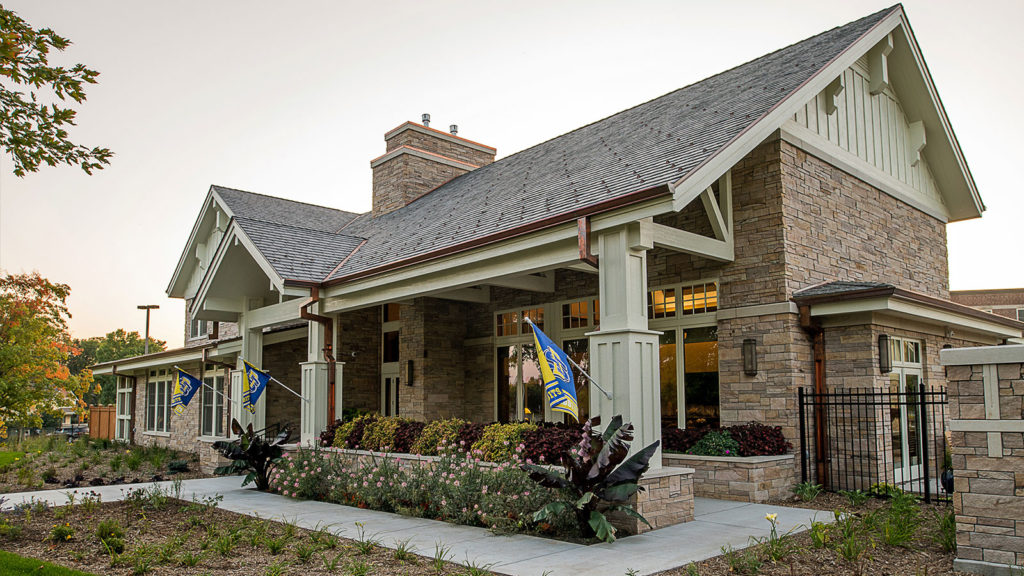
xmin=145 ymin=370 xmax=171 ymax=433
xmin=189 ymin=317 xmax=208 ymax=339
xmin=115 ymin=376 xmax=133 ymax=442
xmin=561 ymin=301 xmax=589 ymax=329
xmin=496 ymin=312 xmax=518 ymax=336
xmin=648 ymin=289 xmax=676 ymax=319
xmin=680 ymin=282 xmax=718 ymax=315
xmin=200 ymin=372 xmax=225 ymax=437
xmin=497 ymin=309 xmax=544 ymax=336
xmin=889 ymin=338 xmax=921 ymax=365
xmin=521 ymin=308 xmax=543 ymax=334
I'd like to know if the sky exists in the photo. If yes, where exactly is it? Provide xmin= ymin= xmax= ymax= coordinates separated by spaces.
xmin=0 ymin=0 xmax=1021 ymax=349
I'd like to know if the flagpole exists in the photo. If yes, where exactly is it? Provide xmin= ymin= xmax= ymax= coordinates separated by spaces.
xmin=522 ymin=317 xmax=613 ymax=400
xmin=174 ymin=365 xmax=237 ymax=406
xmin=268 ymin=375 xmax=310 ymax=404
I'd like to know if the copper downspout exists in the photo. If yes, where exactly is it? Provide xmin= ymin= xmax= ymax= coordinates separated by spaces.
xmin=299 ymin=287 xmax=336 ymax=421
xmin=798 ymin=305 xmax=829 ymax=488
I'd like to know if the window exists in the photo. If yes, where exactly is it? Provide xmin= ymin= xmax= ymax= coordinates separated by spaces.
xmin=189 ymin=317 xmax=208 ymax=339
xmin=521 ymin=308 xmax=544 ymax=334
xmin=145 ymin=369 xmax=171 ymax=433
xmin=200 ymin=371 xmax=225 ymax=437
xmin=115 ymin=376 xmax=133 ymax=442
xmin=561 ymin=300 xmax=589 ymax=329
xmin=498 ymin=344 xmax=544 ymax=423
xmin=648 ymin=289 xmax=676 ymax=319
xmin=1017 ymin=309 xmax=1024 ymax=322
xmin=680 ymin=282 xmax=718 ymax=315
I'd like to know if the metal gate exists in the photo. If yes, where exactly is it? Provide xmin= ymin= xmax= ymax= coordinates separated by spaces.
xmin=797 ymin=386 xmax=950 ymax=503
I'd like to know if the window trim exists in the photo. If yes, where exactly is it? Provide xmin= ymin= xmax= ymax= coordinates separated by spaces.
xmin=199 ymin=370 xmax=226 ymax=438
xmin=145 ymin=370 xmax=172 ymax=433
xmin=188 ymin=317 xmax=209 ymax=340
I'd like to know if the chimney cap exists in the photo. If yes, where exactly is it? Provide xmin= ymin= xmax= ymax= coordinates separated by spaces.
xmin=449 ymin=124 xmax=458 ymax=136
xmin=421 ymin=113 xmax=430 ymax=127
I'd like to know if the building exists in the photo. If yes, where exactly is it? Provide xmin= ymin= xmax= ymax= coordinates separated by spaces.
xmin=92 ymin=6 xmax=1023 ymax=480
xmin=951 ymin=288 xmax=1024 ymax=322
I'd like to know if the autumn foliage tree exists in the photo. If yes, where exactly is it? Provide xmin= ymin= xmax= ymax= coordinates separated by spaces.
xmin=0 ymin=272 xmax=95 ymax=432
xmin=0 ymin=5 xmax=112 ymax=176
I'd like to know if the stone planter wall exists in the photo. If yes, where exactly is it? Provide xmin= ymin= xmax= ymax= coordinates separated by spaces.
xmin=662 ymin=453 xmax=795 ymax=502
xmin=307 ymin=447 xmax=695 ymax=534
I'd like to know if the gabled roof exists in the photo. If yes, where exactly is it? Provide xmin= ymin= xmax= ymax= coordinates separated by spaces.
xmin=172 ymin=5 xmax=981 ymax=294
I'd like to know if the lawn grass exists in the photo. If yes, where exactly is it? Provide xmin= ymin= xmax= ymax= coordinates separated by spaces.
xmin=0 ymin=452 xmax=24 ymax=467
xmin=0 ymin=550 xmax=100 ymax=576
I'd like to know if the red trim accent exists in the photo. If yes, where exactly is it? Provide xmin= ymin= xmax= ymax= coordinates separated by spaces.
xmin=383 ymin=121 xmax=497 ymax=152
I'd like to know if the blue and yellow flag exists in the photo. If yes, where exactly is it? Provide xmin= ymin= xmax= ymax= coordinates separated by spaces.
xmin=171 ymin=368 xmax=202 ymax=415
xmin=242 ymin=360 xmax=271 ymax=414
xmin=529 ymin=322 xmax=579 ymax=422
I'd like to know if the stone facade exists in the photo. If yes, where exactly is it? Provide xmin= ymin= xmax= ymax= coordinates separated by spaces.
xmin=662 ymin=453 xmax=795 ymax=502
xmin=263 ymin=337 xmax=306 ymax=430
xmin=372 ymin=123 xmax=496 ymax=217
xmin=943 ymin=348 xmax=1024 ymax=575
xmin=339 ymin=307 xmax=381 ymax=414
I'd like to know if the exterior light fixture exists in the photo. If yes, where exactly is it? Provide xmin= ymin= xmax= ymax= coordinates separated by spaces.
xmin=406 ymin=359 xmax=414 ymax=386
xmin=878 ymin=334 xmax=892 ymax=374
xmin=742 ymin=339 xmax=758 ymax=376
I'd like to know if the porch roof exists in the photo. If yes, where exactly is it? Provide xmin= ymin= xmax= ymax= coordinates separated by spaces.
xmin=792 ymin=281 xmax=1024 ymax=339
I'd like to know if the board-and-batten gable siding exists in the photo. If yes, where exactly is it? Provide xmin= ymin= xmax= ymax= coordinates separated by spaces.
xmin=184 ymin=213 xmax=227 ymax=299
xmin=790 ymin=56 xmax=944 ymax=209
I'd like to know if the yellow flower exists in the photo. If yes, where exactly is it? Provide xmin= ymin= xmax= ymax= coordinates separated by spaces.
xmin=65 ymin=534 xmax=71 ymax=540
xmin=765 ymin=513 xmax=777 ymax=522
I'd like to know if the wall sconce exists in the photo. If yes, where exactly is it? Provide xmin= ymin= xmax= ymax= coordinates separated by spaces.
xmin=878 ymin=334 xmax=892 ymax=374
xmin=742 ymin=339 xmax=758 ymax=376
xmin=406 ymin=359 xmax=414 ymax=386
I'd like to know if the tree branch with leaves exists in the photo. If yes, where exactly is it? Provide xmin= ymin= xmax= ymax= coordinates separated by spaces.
xmin=0 ymin=5 xmax=112 ymax=176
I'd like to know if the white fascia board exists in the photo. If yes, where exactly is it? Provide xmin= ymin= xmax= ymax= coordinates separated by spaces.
xmin=779 ymin=122 xmax=950 ymax=222
xmin=167 ymin=188 xmax=223 ymax=298
xmin=670 ymin=10 xmax=903 ymax=212
xmin=245 ymin=298 xmax=306 ymax=330
xmin=94 ymin=349 xmax=205 ymax=375
xmin=809 ymin=296 xmax=1022 ymax=339
xmin=894 ymin=13 xmax=983 ymax=217
xmin=941 ymin=344 xmax=1024 ymax=366
xmin=321 ymin=195 xmax=674 ymax=311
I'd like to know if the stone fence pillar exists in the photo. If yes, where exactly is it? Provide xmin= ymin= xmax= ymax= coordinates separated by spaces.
xmin=940 ymin=345 xmax=1024 ymax=575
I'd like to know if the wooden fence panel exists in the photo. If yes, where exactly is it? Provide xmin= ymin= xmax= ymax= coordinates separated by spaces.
xmin=89 ymin=405 xmax=115 ymax=440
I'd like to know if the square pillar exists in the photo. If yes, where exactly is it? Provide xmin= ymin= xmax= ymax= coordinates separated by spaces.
xmin=588 ymin=223 xmax=662 ymax=467
xmin=300 ymin=361 xmax=328 ymax=446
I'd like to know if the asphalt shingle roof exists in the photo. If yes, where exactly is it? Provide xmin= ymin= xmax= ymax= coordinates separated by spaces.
xmin=792 ymin=281 xmax=895 ymax=299
xmin=206 ymin=7 xmax=896 ymax=284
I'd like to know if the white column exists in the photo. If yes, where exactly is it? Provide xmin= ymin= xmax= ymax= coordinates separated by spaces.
xmin=300 ymin=302 xmax=329 ymax=445
xmin=232 ymin=297 xmax=265 ymax=435
xmin=587 ymin=223 xmax=663 ymax=467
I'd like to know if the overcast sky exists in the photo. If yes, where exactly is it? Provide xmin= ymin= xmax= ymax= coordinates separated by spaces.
xmin=0 ymin=0 xmax=1020 ymax=348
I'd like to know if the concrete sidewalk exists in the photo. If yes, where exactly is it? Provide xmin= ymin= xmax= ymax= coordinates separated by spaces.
xmin=1 ymin=476 xmax=829 ymax=576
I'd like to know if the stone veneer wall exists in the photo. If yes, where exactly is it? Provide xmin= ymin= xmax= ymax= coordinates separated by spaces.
xmin=400 ymin=297 xmax=469 ymax=421
xmin=943 ymin=347 xmax=1024 ymax=575
xmin=662 ymin=453 xmax=795 ymax=502
xmin=339 ymin=307 xmax=381 ymax=414
xmin=263 ymin=337 xmax=306 ymax=430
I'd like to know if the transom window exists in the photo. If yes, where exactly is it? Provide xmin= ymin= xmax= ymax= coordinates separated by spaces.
xmin=648 ymin=289 xmax=676 ymax=319
xmin=889 ymin=337 xmax=921 ymax=365
xmin=145 ymin=369 xmax=171 ymax=433
xmin=680 ymin=282 xmax=718 ymax=315
xmin=561 ymin=300 xmax=589 ymax=329
xmin=648 ymin=281 xmax=718 ymax=320
xmin=495 ymin=308 xmax=545 ymax=336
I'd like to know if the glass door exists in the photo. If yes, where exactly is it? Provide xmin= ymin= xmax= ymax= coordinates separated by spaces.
xmin=890 ymin=367 xmax=924 ymax=484
xmin=380 ymin=370 xmax=400 ymax=417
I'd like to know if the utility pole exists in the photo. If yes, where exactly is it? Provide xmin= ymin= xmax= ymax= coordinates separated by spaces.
xmin=137 ymin=305 xmax=160 ymax=354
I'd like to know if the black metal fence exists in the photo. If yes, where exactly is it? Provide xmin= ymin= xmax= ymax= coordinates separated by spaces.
xmin=798 ymin=386 xmax=950 ymax=503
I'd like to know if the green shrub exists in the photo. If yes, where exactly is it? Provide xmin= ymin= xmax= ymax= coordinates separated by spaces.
xmin=96 ymin=519 xmax=125 ymax=542
xmin=685 ymin=429 xmax=740 ymax=457
xmin=932 ymin=507 xmax=956 ymax=553
xmin=49 ymin=522 xmax=75 ymax=543
xmin=410 ymin=418 xmax=468 ymax=456
xmin=332 ymin=414 xmax=378 ymax=450
xmin=361 ymin=417 xmax=412 ymax=452
xmin=471 ymin=422 xmax=536 ymax=462
xmin=793 ymin=481 xmax=823 ymax=502
xmin=332 ymin=420 xmax=357 ymax=449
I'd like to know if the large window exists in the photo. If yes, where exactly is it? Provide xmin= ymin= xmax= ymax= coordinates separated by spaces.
xmin=200 ymin=369 xmax=225 ymax=437
xmin=145 ymin=369 xmax=171 ymax=433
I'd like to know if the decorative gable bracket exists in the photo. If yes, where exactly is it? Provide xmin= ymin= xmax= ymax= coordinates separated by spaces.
xmin=656 ymin=171 xmax=734 ymax=263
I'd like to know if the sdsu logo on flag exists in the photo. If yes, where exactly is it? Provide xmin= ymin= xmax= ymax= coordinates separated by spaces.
xmin=171 ymin=368 xmax=202 ymax=415
xmin=242 ymin=360 xmax=271 ymax=414
xmin=529 ymin=321 xmax=579 ymax=422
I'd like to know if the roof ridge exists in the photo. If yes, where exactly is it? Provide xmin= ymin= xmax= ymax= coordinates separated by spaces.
xmin=212 ymin=184 xmax=365 ymax=218
xmin=234 ymin=215 xmax=366 ymax=240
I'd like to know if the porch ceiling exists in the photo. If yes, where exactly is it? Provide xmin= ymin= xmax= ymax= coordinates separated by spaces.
xmin=195 ymin=238 xmax=282 ymax=322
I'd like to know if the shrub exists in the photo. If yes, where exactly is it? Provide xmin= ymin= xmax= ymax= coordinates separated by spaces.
xmin=392 ymin=421 xmax=425 ymax=454
xmin=342 ymin=414 xmax=379 ymax=450
xmin=213 ymin=419 xmax=293 ymax=490
xmin=521 ymin=423 xmax=580 ymax=465
xmin=320 ymin=419 xmax=345 ymax=447
xmin=794 ymin=481 xmax=823 ymax=502
xmin=270 ymin=448 xmax=338 ymax=500
xmin=331 ymin=420 xmax=357 ymax=449
xmin=96 ymin=519 xmax=125 ymax=543
xmin=686 ymin=429 xmax=740 ymax=457
xmin=410 ymin=418 xmax=467 ymax=456
xmin=49 ymin=522 xmax=74 ymax=543
xmin=725 ymin=423 xmax=792 ymax=456
xmin=456 ymin=422 xmax=485 ymax=451
xmin=361 ymin=417 xmax=411 ymax=452
xmin=661 ymin=425 xmax=710 ymax=453
xmin=472 ymin=423 xmax=537 ymax=462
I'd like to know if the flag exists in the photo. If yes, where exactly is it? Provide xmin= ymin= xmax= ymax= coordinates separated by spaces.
xmin=530 ymin=323 xmax=579 ymax=422
xmin=171 ymin=368 xmax=202 ymax=415
xmin=242 ymin=360 xmax=271 ymax=414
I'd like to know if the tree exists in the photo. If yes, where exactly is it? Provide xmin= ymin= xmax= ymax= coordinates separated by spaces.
xmin=68 ymin=329 xmax=165 ymax=405
xmin=0 ymin=5 xmax=112 ymax=176
xmin=0 ymin=271 xmax=95 ymax=430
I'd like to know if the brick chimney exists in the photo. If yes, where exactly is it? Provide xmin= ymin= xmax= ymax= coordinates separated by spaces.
xmin=371 ymin=118 xmax=496 ymax=217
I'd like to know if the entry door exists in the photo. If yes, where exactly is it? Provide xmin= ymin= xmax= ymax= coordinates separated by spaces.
xmin=381 ymin=365 xmax=400 ymax=417
xmin=890 ymin=367 xmax=924 ymax=484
